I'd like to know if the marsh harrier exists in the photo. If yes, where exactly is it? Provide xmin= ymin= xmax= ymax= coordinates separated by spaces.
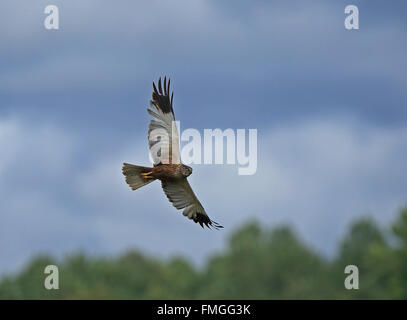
xmin=122 ymin=77 xmax=223 ymax=230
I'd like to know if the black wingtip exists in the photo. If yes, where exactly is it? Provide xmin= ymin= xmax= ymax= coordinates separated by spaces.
xmin=167 ymin=78 xmax=171 ymax=95
xmin=158 ymin=77 xmax=163 ymax=94
xmin=195 ymin=213 xmax=224 ymax=230
xmin=151 ymin=76 xmax=174 ymax=115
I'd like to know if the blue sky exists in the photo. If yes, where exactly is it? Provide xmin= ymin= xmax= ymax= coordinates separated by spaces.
xmin=1 ymin=0 xmax=406 ymax=274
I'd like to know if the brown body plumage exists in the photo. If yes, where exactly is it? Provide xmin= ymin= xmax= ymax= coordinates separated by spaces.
xmin=149 ymin=164 xmax=192 ymax=180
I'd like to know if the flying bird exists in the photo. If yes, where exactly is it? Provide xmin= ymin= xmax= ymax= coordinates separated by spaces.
xmin=122 ymin=77 xmax=223 ymax=230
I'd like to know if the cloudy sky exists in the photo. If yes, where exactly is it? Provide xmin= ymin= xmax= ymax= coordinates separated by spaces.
xmin=1 ymin=0 xmax=406 ymax=274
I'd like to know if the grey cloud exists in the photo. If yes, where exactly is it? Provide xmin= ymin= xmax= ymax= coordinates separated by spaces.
xmin=1 ymin=0 xmax=406 ymax=94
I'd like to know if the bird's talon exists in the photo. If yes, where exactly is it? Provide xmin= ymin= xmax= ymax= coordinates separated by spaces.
xmin=141 ymin=171 xmax=153 ymax=178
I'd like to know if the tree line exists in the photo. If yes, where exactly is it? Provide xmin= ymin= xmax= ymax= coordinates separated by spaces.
xmin=1 ymin=206 xmax=406 ymax=299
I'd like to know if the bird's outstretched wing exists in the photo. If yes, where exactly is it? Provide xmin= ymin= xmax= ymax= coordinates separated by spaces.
xmin=147 ymin=77 xmax=181 ymax=165
xmin=161 ymin=178 xmax=223 ymax=229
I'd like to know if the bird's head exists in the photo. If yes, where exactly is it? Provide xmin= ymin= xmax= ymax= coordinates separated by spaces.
xmin=181 ymin=165 xmax=193 ymax=177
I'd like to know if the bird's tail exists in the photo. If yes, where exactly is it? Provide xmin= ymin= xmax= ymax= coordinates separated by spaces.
xmin=122 ymin=163 xmax=156 ymax=190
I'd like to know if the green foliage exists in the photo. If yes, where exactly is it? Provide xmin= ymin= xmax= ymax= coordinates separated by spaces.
xmin=1 ymin=206 xmax=407 ymax=299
